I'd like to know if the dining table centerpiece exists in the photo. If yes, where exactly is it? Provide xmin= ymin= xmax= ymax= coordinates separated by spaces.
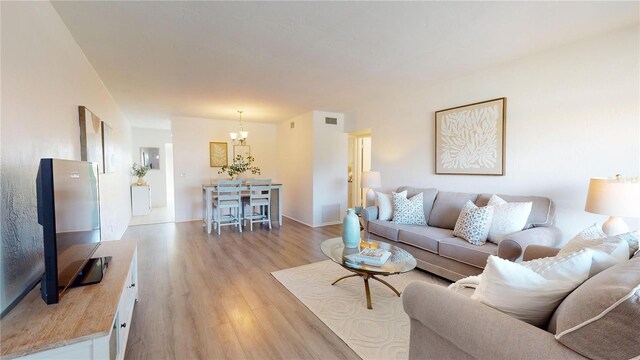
xmin=218 ymin=154 xmax=261 ymax=180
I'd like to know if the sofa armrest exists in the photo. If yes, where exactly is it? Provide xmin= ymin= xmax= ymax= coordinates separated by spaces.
xmin=361 ymin=206 xmax=378 ymax=238
xmin=523 ymin=245 xmax=561 ymax=261
xmin=497 ymin=226 xmax=562 ymax=262
xmin=403 ymin=281 xmax=583 ymax=360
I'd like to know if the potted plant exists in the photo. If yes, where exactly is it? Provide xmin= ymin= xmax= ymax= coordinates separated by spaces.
xmin=131 ymin=163 xmax=150 ymax=185
xmin=218 ymin=155 xmax=261 ymax=180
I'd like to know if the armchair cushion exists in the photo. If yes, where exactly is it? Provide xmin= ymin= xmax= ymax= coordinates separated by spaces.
xmin=552 ymin=254 xmax=640 ymax=360
xmin=472 ymin=250 xmax=592 ymax=327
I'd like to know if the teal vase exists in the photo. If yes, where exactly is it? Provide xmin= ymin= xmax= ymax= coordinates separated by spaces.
xmin=342 ymin=208 xmax=360 ymax=248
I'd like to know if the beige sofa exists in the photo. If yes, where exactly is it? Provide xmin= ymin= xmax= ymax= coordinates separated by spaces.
xmin=362 ymin=186 xmax=561 ymax=281
xmin=403 ymin=245 xmax=640 ymax=359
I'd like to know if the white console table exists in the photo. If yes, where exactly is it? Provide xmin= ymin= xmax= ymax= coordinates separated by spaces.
xmin=0 ymin=240 xmax=139 ymax=360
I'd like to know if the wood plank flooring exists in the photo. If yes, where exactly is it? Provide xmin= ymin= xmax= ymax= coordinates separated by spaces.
xmin=123 ymin=218 xmax=360 ymax=360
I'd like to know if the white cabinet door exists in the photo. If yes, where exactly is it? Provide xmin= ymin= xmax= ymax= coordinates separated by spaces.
xmin=131 ymin=186 xmax=151 ymax=215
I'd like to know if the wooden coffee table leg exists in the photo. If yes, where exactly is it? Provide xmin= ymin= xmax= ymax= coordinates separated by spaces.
xmin=371 ymin=275 xmax=401 ymax=297
xmin=331 ymin=273 xmax=359 ymax=285
xmin=364 ymin=275 xmax=372 ymax=309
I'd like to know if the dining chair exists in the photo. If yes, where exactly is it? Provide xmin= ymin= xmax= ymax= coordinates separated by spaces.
xmin=212 ymin=179 xmax=243 ymax=235
xmin=243 ymin=179 xmax=272 ymax=231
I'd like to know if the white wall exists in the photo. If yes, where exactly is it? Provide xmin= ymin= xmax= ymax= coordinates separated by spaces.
xmin=131 ymin=127 xmax=172 ymax=207
xmin=277 ymin=112 xmax=314 ymax=225
xmin=312 ymin=111 xmax=348 ymax=225
xmin=346 ymin=26 xmax=640 ymax=241
xmin=171 ymin=115 xmax=278 ymax=222
xmin=1 ymin=1 xmax=132 ymax=313
xmin=277 ymin=111 xmax=348 ymax=227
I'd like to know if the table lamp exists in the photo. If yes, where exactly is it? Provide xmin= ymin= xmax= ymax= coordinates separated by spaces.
xmin=361 ymin=171 xmax=381 ymax=207
xmin=585 ymin=176 xmax=640 ymax=236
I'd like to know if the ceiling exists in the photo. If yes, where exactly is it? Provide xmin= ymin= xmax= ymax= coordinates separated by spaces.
xmin=52 ymin=1 xmax=639 ymax=128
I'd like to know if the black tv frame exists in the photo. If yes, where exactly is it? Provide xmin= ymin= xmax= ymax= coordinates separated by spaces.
xmin=36 ymin=159 xmax=60 ymax=304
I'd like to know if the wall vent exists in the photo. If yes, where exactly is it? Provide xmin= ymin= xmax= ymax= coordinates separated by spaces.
xmin=321 ymin=204 xmax=341 ymax=223
xmin=290 ymin=121 xmax=295 ymax=129
xmin=325 ymin=117 xmax=338 ymax=125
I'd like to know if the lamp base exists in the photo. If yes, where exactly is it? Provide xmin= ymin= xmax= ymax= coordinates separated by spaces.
xmin=601 ymin=216 xmax=629 ymax=236
xmin=365 ymin=189 xmax=376 ymax=208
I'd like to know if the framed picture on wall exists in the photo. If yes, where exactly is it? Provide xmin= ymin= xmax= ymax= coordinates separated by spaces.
xmin=79 ymin=106 xmax=104 ymax=173
xmin=101 ymin=121 xmax=115 ymax=173
xmin=209 ymin=142 xmax=228 ymax=167
xmin=233 ymin=145 xmax=250 ymax=159
xmin=435 ymin=97 xmax=506 ymax=176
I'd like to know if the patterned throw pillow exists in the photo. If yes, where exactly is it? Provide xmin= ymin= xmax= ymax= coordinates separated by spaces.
xmin=392 ymin=191 xmax=426 ymax=225
xmin=453 ymin=201 xmax=495 ymax=245
xmin=486 ymin=195 xmax=533 ymax=244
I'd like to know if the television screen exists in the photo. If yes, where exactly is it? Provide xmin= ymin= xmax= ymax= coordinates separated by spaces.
xmin=37 ymin=159 xmax=101 ymax=304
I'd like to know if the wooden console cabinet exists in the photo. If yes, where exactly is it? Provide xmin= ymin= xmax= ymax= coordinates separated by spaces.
xmin=0 ymin=240 xmax=138 ymax=360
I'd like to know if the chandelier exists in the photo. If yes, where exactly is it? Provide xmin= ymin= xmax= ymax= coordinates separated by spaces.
xmin=229 ymin=110 xmax=248 ymax=145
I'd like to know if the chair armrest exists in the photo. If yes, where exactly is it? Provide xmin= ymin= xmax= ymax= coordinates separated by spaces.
xmin=497 ymin=226 xmax=562 ymax=262
xmin=361 ymin=206 xmax=378 ymax=238
xmin=523 ymin=245 xmax=561 ymax=261
xmin=402 ymin=281 xmax=582 ymax=359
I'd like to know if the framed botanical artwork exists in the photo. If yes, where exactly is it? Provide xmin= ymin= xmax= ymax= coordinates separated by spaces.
xmin=79 ymin=106 xmax=104 ymax=173
xmin=209 ymin=142 xmax=228 ymax=167
xmin=233 ymin=145 xmax=250 ymax=159
xmin=435 ymin=97 xmax=506 ymax=175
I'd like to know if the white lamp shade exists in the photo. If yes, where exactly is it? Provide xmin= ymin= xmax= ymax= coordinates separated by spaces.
xmin=230 ymin=132 xmax=238 ymax=140
xmin=585 ymin=178 xmax=640 ymax=217
xmin=361 ymin=171 xmax=381 ymax=189
xmin=239 ymin=131 xmax=248 ymax=139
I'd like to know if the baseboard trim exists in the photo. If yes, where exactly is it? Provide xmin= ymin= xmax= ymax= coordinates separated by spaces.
xmin=281 ymin=215 xmax=341 ymax=228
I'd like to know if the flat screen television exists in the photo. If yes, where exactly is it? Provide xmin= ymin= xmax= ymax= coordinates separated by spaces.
xmin=36 ymin=159 xmax=102 ymax=304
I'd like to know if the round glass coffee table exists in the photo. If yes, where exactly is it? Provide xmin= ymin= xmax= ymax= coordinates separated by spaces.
xmin=320 ymin=237 xmax=417 ymax=309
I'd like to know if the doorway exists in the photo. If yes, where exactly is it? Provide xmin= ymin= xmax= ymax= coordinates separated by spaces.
xmin=348 ymin=130 xmax=372 ymax=209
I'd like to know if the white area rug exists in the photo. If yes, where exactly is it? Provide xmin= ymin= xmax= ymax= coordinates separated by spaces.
xmin=271 ymin=260 xmax=448 ymax=360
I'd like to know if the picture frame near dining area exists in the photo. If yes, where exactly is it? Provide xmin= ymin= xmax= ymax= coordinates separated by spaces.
xmin=233 ymin=145 xmax=250 ymax=159
xmin=435 ymin=97 xmax=506 ymax=176
xmin=209 ymin=142 xmax=228 ymax=167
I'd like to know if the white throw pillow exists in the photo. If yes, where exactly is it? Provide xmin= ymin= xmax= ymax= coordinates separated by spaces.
xmin=558 ymin=225 xmax=630 ymax=277
xmin=375 ymin=192 xmax=393 ymax=221
xmin=486 ymin=195 xmax=532 ymax=244
xmin=471 ymin=249 xmax=592 ymax=327
xmin=453 ymin=201 xmax=494 ymax=245
xmin=392 ymin=191 xmax=426 ymax=225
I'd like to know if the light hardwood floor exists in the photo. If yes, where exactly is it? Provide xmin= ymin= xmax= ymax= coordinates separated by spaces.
xmin=123 ymin=218 xmax=360 ymax=360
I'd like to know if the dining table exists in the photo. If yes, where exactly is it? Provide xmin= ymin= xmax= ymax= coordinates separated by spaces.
xmin=202 ymin=182 xmax=283 ymax=234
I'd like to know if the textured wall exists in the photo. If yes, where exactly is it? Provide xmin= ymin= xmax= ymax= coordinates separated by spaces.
xmin=1 ymin=2 xmax=132 ymax=314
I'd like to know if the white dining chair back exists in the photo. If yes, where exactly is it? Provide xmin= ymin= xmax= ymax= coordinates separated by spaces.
xmin=212 ymin=179 xmax=243 ymax=235
xmin=243 ymin=179 xmax=272 ymax=231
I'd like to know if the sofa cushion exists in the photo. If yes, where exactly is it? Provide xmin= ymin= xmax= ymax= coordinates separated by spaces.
xmin=396 ymin=186 xmax=438 ymax=222
xmin=552 ymin=254 xmax=640 ymax=360
xmin=392 ymin=191 xmax=427 ymax=225
xmin=428 ymin=191 xmax=478 ymax=229
xmin=476 ymin=194 xmax=554 ymax=228
xmin=375 ymin=192 xmax=393 ymax=221
xmin=398 ymin=226 xmax=454 ymax=254
xmin=368 ymin=220 xmax=403 ymax=240
xmin=486 ymin=195 xmax=532 ymax=244
xmin=453 ymin=201 xmax=494 ymax=245
xmin=439 ymin=237 xmax=497 ymax=269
